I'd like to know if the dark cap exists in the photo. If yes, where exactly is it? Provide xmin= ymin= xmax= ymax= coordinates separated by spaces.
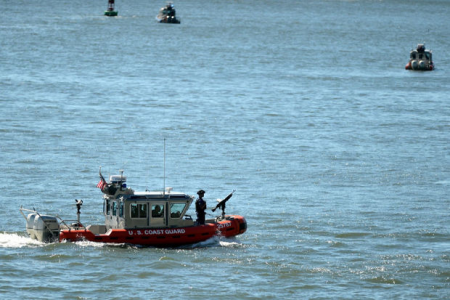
xmin=197 ymin=189 xmax=205 ymax=195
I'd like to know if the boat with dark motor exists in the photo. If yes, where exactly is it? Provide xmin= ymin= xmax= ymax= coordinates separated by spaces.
xmin=405 ymin=44 xmax=434 ymax=71
xmin=156 ymin=2 xmax=180 ymax=24
xmin=20 ymin=169 xmax=247 ymax=246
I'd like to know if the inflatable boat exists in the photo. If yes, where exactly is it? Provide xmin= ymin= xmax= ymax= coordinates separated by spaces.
xmin=405 ymin=44 xmax=434 ymax=71
xmin=156 ymin=3 xmax=180 ymax=24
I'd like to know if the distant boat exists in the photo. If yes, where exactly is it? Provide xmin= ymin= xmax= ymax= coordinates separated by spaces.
xmin=156 ymin=2 xmax=180 ymax=24
xmin=104 ymin=0 xmax=118 ymax=17
xmin=405 ymin=44 xmax=434 ymax=71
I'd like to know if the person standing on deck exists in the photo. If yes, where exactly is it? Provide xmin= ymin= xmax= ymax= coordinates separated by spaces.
xmin=195 ymin=190 xmax=207 ymax=225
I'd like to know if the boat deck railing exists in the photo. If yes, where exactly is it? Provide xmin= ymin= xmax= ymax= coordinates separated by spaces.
xmin=57 ymin=217 xmax=86 ymax=231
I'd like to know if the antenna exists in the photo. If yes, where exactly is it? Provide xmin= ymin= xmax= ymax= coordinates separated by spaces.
xmin=119 ymin=169 xmax=124 ymax=190
xmin=163 ymin=138 xmax=166 ymax=196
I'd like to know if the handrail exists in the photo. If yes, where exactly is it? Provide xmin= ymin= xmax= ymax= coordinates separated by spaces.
xmin=19 ymin=206 xmax=35 ymax=221
xmin=56 ymin=216 xmax=86 ymax=231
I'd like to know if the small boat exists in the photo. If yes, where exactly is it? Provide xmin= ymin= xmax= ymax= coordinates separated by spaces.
xmin=156 ymin=2 xmax=180 ymax=24
xmin=405 ymin=44 xmax=434 ymax=71
xmin=104 ymin=0 xmax=118 ymax=17
xmin=19 ymin=169 xmax=247 ymax=247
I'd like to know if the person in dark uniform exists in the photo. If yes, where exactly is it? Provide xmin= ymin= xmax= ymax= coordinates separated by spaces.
xmin=167 ymin=3 xmax=175 ymax=17
xmin=195 ymin=190 xmax=207 ymax=225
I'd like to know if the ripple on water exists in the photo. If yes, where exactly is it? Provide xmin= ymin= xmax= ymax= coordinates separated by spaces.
xmin=364 ymin=276 xmax=405 ymax=285
xmin=335 ymin=232 xmax=371 ymax=238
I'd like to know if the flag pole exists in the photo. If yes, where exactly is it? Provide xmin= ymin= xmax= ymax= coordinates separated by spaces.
xmin=163 ymin=138 xmax=166 ymax=196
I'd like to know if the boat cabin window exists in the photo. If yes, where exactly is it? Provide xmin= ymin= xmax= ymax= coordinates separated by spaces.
xmin=411 ymin=53 xmax=416 ymax=59
xmin=131 ymin=204 xmax=138 ymax=218
xmin=170 ymin=203 xmax=186 ymax=218
xmin=131 ymin=203 xmax=147 ymax=218
xmin=112 ymin=201 xmax=117 ymax=216
xmin=105 ymin=199 xmax=111 ymax=215
xmin=140 ymin=204 xmax=147 ymax=218
xmin=119 ymin=202 xmax=124 ymax=217
xmin=419 ymin=53 xmax=423 ymax=59
xmin=152 ymin=205 xmax=164 ymax=218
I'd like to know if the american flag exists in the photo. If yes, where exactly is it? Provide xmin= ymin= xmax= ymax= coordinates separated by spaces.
xmin=97 ymin=173 xmax=107 ymax=190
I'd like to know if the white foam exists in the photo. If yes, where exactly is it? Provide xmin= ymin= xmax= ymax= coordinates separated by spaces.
xmin=61 ymin=239 xmax=107 ymax=248
xmin=435 ymin=180 xmax=450 ymax=185
xmin=190 ymin=236 xmax=244 ymax=248
xmin=0 ymin=232 xmax=42 ymax=248
xmin=194 ymin=236 xmax=220 ymax=247
xmin=219 ymin=236 xmax=243 ymax=248
xmin=219 ymin=240 xmax=241 ymax=247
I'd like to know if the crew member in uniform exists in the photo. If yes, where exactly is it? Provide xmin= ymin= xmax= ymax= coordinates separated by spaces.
xmin=195 ymin=190 xmax=207 ymax=225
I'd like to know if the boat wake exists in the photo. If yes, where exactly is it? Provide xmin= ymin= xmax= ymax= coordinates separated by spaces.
xmin=0 ymin=232 xmax=43 ymax=248
xmin=63 ymin=239 xmax=113 ymax=248
xmin=219 ymin=238 xmax=243 ymax=248
xmin=193 ymin=236 xmax=221 ymax=248
xmin=185 ymin=236 xmax=244 ymax=249
xmin=435 ymin=180 xmax=450 ymax=185
xmin=0 ymin=231 xmax=244 ymax=250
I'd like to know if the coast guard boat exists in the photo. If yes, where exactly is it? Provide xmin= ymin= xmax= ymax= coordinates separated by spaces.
xmin=405 ymin=44 xmax=434 ymax=71
xmin=19 ymin=169 xmax=246 ymax=246
xmin=156 ymin=2 xmax=180 ymax=24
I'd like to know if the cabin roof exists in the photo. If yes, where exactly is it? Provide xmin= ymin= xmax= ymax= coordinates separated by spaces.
xmin=123 ymin=191 xmax=193 ymax=201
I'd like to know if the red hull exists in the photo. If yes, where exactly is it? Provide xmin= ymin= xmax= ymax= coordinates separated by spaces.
xmin=60 ymin=215 xmax=246 ymax=246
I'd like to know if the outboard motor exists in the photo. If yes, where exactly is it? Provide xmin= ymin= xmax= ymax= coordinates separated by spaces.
xmin=32 ymin=214 xmax=60 ymax=243
xmin=418 ymin=60 xmax=426 ymax=69
xmin=26 ymin=213 xmax=38 ymax=240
